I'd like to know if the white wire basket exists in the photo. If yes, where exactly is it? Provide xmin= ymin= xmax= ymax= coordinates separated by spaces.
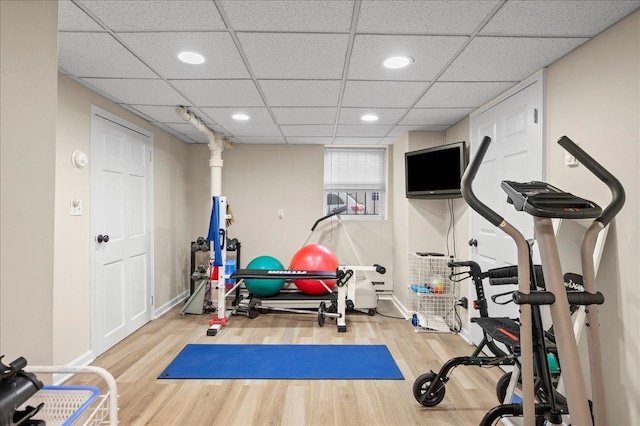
xmin=408 ymin=254 xmax=458 ymax=333
xmin=22 ymin=366 xmax=118 ymax=426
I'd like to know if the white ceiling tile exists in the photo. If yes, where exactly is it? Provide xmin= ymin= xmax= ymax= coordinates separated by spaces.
xmin=357 ymin=1 xmax=500 ymax=34
xmin=332 ymin=137 xmax=382 ymax=145
xmin=336 ymin=125 xmax=393 ymax=137
xmin=127 ymin=105 xmax=187 ymax=123
xmin=260 ymin=80 xmax=342 ymax=107
xmin=388 ymin=125 xmax=448 ymax=137
xmin=170 ymin=80 xmax=265 ymax=107
xmin=162 ymin=123 xmax=209 ymax=143
xmin=221 ymin=1 xmax=353 ymax=32
xmin=281 ymin=125 xmax=335 ymax=137
xmin=379 ymin=136 xmax=401 ymax=145
xmin=235 ymin=137 xmax=288 ymax=144
xmin=399 ymin=108 xmax=476 ymax=126
xmin=191 ymin=108 xmax=217 ymax=125
xmin=185 ymin=133 xmax=209 ymax=144
xmin=441 ymin=37 xmax=589 ymax=81
xmin=211 ymin=125 xmax=227 ymax=134
xmin=56 ymin=0 xmax=640 ymax=145
xmin=238 ymin=33 xmax=349 ymax=79
xmin=287 ymin=137 xmax=334 ymax=144
xmin=338 ymin=108 xmax=406 ymax=125
xmin=118 ymin=104 xmax=155 ymax=122
xmin=79 ymin=0 xmax=226 ymax=31
xmin=118 ymin=32 xmax=249 ymax=79
xmin=163 ymin=123 xmax=205 ymax=136
xmin=222 ymin=123 xmax=282 ymax=137
xmin=416 ymin=82 xmax=516 ymax=108
xmin=347 ymin=35 xmax=466 ymax=80
xmin=199 ymin=107 xmax=275 ymax=125
xmin=82 ymin=78 xmax=190 ymax=105
xmin=272 ymin=108 xmax=337 ymax=125
xmin=481 ymin=1 xmax=640 ymax=36
xmin=342 ymin=81 xmax=428 ymax=108
xmin=58 ymin=0 xmax=104 ymax=31
xmin=153 ymin=122 xmax=198 ymax=143
xmin=59 ymin=33 xmax=156 ymax=78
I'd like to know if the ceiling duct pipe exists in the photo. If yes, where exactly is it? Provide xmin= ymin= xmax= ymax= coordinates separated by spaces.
xmin=175 ymin=106 xmax=233 ymax=197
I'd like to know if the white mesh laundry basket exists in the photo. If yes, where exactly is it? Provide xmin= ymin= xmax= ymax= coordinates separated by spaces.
xmin=22 ymin=385 xmax=102 ymax=425
xmin=408 ymin=254 xmax=458 ymax=333
xmin=23 ymin=366 xmax=118 ymax=426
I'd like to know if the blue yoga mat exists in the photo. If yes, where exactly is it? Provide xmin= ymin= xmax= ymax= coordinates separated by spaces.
xmin=158 ymin=344 xmax=404 ymax=380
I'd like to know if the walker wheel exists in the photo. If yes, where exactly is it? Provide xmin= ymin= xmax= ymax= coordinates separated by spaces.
xmin=413 ymin=372 xmax=446 ymax=407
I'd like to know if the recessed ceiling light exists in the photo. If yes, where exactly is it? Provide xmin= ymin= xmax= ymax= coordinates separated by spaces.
xmin=178 ymin=51 xmax=205 ymax=65
xmin=383 ymin=56 xmax=413 ymax=69
xmin=361 ymin=114 xmax=379 ymax=122
xmin=232 ymin=113 xmax=249 ymax=121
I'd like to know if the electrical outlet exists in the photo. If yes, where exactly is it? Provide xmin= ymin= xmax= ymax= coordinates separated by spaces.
xmin=278 ymin=209 xmax=284 ymax=219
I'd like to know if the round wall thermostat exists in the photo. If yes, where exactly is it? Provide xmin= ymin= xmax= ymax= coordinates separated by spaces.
xmin=71 ymin=150 xmax=89 ymax=169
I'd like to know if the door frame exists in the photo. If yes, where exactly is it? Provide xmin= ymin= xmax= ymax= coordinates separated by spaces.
xmin=461 ymin=69 xmax=546 ymax=342
xmin=90 ymin=105 xmax=155 ymax=359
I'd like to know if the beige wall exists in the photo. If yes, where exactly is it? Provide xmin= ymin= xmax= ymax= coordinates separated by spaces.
xmin=0 ymin=0 xmax=58 ymax=364
xmin=205 ymin=144 xmax=393 ymax=276
xmin=53 ymin=75 xmax=192 ymax=364
xmin=391 ymin=131 xmax=447 ymax=309
xmin=545 ymin=11 xmax=639 ymax=424
xmin=444 ymin=116 xmax=472 ymax=323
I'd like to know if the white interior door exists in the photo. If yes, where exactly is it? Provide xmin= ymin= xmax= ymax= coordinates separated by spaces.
xmin=92 ymin=108 xmax=153 ymax=357
xmin=468 ymin=74 xmax=544 ymax=346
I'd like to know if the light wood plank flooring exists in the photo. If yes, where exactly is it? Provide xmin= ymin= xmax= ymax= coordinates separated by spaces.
xmin=69 ymin=301 xmax=505 ymax=425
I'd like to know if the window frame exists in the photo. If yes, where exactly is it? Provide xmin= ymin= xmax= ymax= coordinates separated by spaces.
xmin=323 ymin=145 xmax=388 ymax=220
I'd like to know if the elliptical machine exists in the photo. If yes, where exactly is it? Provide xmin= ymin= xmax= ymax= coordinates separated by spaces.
xmin=463 ymin=136 xmax=625 ymax=425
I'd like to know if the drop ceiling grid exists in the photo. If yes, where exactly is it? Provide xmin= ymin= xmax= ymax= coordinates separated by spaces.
xmin=116 ymin=32 xmax=251 ymax=79
xmin=58 ymin=32 xmax=157 ymax=78
xmin=56 ymin=0 xmax=640 ymax=144
xmin=78 ymin=0 xmax=227 ymax=31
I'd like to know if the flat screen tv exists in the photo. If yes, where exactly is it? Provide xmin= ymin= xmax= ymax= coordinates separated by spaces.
xmin=405 ymin=141 xmax=467 ymax=199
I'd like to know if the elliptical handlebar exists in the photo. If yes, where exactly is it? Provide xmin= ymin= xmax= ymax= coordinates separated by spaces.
xmin=310 ymin=206 xmax=348 ymax=231
xmin=461 ymin=136 xmax=504 ymax=227
xmin=557 ymin=136 xmax=625 ymax=226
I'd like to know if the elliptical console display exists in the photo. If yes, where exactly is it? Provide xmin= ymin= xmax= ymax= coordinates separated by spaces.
xmin=501 ymin=180 xmax=602 ymax=219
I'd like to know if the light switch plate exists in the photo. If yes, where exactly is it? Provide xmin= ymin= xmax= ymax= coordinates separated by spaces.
xmin=71 ymin=199 xmax=82 ymax=216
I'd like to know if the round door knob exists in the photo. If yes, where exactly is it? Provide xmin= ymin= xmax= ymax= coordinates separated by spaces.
xmin=468 ymin=238 xmax=478 ymax=247
xmin=97 ymin=234 xmax=110 ymax=243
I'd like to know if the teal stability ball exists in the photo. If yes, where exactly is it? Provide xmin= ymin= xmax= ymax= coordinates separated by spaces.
xmin=244 ymin=256 xmax=285 ymax=297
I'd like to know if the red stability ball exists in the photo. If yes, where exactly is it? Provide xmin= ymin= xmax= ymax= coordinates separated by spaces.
xmin=289 ymin=244 xmax=339 ymax=295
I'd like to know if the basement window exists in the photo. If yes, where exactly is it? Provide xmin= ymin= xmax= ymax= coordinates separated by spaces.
xmin=324 ymin=147 xmax=386 ymax=219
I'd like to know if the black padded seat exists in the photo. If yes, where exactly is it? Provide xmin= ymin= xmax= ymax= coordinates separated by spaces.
xmin=472 ymin=317 xmax=520 ymax=348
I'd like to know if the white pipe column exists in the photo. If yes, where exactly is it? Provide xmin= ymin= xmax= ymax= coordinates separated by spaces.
xmin=209 ymin=134 xmax=224 ymax=197
xmin=176 ymin=107 xmax=230 ymax=325
xmin=175 ymin=106 xmax=227 ymax=196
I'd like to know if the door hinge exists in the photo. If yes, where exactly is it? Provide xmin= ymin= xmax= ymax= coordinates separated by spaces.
xmin=149 ymin=151 xmax=153 ymax=162
xmin=151 ymin=296 xmax=154 ymax=306
xmin=533 ymin=108 xmax=538 ymax=124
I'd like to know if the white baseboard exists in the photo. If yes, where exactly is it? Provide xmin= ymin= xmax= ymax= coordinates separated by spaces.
xmin=53 ymin=350 xmax=93 ymax=384
xmin=154 ymin=290 xmax=188 ymax=319
xmin=51 ymin=291 xmax=188 ymax=384
xmin=458 ymin=327 xmax=472 ymax=344
xmin=391 ymin=294 xmax=411 ymax=320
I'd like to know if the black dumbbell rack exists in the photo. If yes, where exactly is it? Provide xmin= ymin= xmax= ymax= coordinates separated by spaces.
xmin=189 ymin=238 xmax=241 ymax=297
